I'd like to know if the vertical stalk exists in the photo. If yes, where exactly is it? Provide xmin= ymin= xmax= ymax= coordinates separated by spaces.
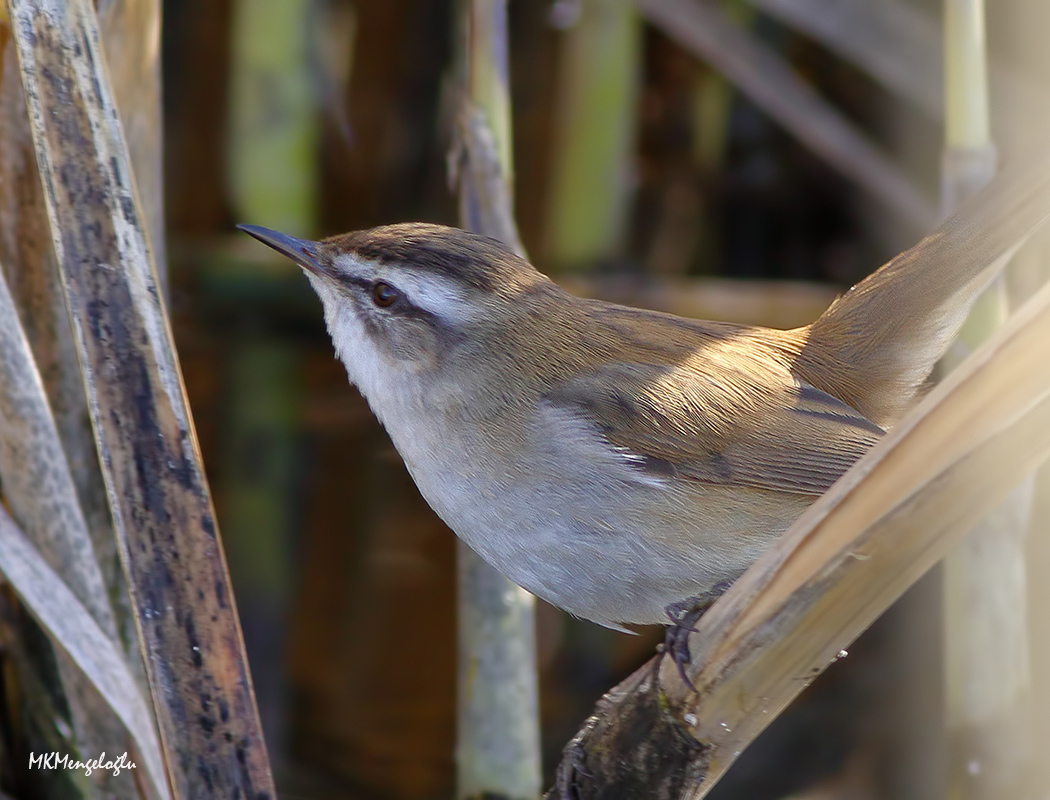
xmin=544 ymin=0 xmax=640 ymax=269
xmin=467 ymin=0 xmax=514 ymax=193
xmin=226 ymin=0 xmax=317 ymax=770
xmin=228 ymin=0 xmax=320 ymax=236
xmin=941 ymin=1 xmax=1036 ymax=798
xmin=456 ymin=547 xmax=541 ymax=800
xmin=944 ymin=0 xmax=990 ymax=157
xmin=454 ymin=3 xmax=541 ymax=799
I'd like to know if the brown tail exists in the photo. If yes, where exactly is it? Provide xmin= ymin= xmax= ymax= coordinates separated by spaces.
xmin=793 ymin=156 xmax=1050 ymax=427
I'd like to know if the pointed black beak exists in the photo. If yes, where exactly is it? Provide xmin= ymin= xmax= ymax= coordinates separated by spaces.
xmin=238 ymin=224 xmax=328 ymax=277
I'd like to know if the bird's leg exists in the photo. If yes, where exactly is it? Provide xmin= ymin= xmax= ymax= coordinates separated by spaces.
xmin=662 ymin=580 xmax=734 ymax=692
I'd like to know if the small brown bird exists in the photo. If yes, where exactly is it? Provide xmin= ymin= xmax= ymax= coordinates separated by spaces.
xmin=239 ymin=180 xmax=1034 ymax=675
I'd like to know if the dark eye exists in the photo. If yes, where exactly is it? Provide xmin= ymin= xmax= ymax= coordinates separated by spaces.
xmin=371 ymin=282 xmax=398 ymax=307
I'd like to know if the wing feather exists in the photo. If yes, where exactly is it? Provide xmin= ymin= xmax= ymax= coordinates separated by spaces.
xmin=543 ymin=361 xmax=882 ymax=497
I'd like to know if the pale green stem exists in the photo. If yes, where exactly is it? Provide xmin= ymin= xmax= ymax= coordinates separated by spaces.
xmin=945 ymin=0 xmax=990 ymax=151
xmin=227 ymin=0 xmax=319 ymax=236
xmin=468 ymin=0 xmax=514 ymax=193
xmin=941 ymin=2 xmax=1036 ymax=798
xmin=455 ymin=3 xmax=541 ymax=799
xmin=544 ymin=0 xmax=641 ymax=269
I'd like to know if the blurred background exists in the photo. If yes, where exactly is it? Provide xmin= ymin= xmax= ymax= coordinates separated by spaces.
xmin=156 ymin=0 xmax=1050 ymax=797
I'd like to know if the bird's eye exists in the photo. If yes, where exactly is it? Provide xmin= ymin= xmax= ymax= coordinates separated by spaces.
xmin=372 ymin=282 xmax=398 ymax=307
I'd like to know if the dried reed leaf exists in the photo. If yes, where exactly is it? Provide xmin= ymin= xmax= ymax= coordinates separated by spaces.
xmin=0 ymin=508 xmax=166 ymax=797
xmin=671 ymin=275 xmax=1050 ymax=795
xmin=5 ymin=0 xmax=274 ymax=795
xmin=0 ymin=253 xmax=149 ymax=800
xmin=0 ymin=267 xmax=116 ymax=639
xmin=0 ymin=14 xmax=156 ymax=797
xmin=752 ymin=0 xmax=1050 ymax=134
xmin=97 ymin=0 xmax=165 ymax=286
xmin=637 ymin=0 xmax=936 ymax=230
xmin=755 ymin=0 xmax=942 ymax=116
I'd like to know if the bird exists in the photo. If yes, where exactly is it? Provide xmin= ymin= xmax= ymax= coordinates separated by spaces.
xmin=238 ymin=191 xmax=1029 ymax=678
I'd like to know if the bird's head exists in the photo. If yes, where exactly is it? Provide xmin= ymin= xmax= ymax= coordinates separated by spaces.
xmin=239 ymin=222 xmax=554 ymax=404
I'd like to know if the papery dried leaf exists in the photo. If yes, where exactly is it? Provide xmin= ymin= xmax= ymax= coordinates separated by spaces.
xmin=6 ymin=0 xmax=274 ymax=795
xmin=0 ymin=508 xmax=166 ymax=798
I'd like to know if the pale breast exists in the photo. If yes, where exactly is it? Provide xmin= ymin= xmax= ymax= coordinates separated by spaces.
xmin=376 ymin=389 xmax=802 ymax=628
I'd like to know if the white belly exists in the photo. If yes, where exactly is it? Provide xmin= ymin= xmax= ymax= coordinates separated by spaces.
xmin=380 ymin=395 xmax=802 ymax=628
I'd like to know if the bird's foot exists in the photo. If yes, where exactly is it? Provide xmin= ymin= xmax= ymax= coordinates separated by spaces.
xmin=661 ymin=580 xmax=734 ymax=692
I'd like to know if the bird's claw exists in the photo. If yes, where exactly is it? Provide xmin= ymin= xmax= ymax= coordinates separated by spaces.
xmin=661 ymin=581 xmax=735 ymax=693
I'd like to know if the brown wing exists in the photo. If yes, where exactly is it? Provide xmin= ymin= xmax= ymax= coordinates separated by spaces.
xmin=544 ymin=361 xmax=883 ymax=496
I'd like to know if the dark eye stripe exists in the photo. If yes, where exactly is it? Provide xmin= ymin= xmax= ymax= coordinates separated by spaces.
xmin=335 ymin=274 xmax=441 ymax=326
xmin=339 ymin=274 xmax=376 ymax=294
